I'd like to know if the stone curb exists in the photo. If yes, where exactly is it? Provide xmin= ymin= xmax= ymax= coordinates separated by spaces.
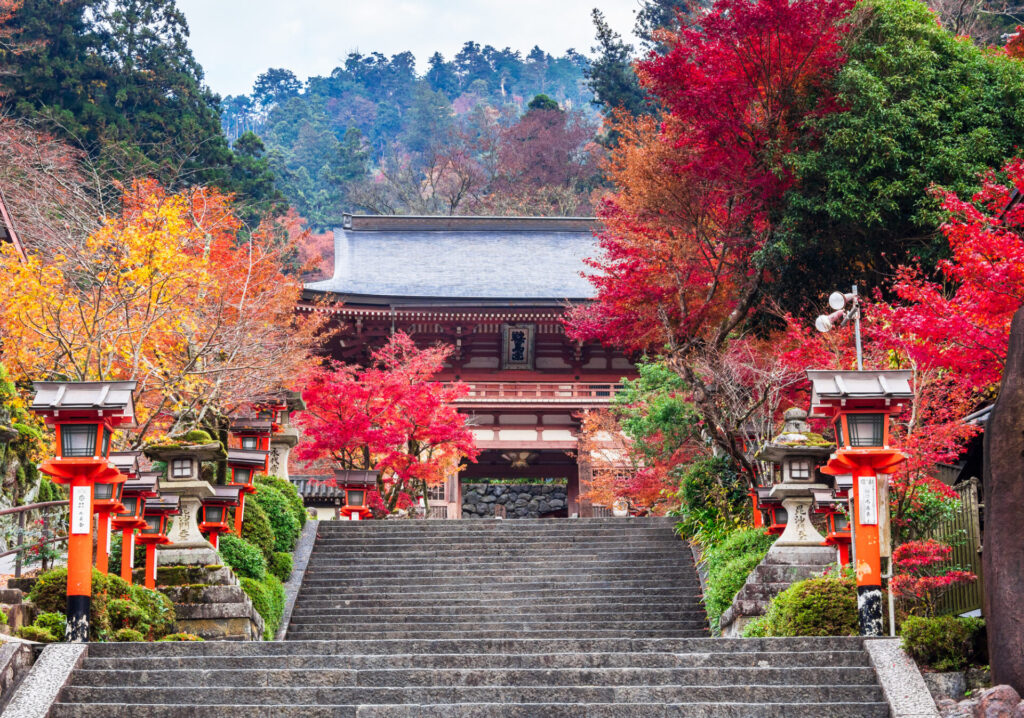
xmin=276 ymin=519 xmax=318 ymax=641
xmin=1 ymin=643 xmax=85 ymax=718
xmin=864 ymin=637 xmax=940 ymax=718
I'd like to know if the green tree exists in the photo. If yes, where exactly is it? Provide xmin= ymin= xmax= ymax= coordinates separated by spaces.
xmin=774 ymin=0 xmax=1024 ymax=313
xmin=585 ymin=9 xmax=650 ymax=120
xmin=527 ymin=93 xmax=560 ymax=112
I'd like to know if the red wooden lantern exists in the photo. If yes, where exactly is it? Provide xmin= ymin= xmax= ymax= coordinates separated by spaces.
xmin=812 ymin=486 xmax=852 ymax=566
xmin=808 ymin=369 xmax=912 ymax=636
xmin=754 ymin=487 xmax=786 ymax=535
xmin=335 ymin=469 xmax=377 ymax=520
xmin=199 ymin=485 xmax=242 ymax=549
xmin=137 ymin=495 xmax=179 ymax=590
xmin=230 ymin=418 xmax=273 ymax=457
xmin=112 ymin=469 xmax=160 ymax=585
xmin=29 ymin=381 xmax=136 ymax=642
xmin=226 ymin=448 xmax=268 ymax=534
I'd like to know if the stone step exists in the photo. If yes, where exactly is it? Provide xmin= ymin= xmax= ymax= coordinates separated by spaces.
xmin=316 ymin=518 xmax=678 ymax=529
xmin=69 ymin=666 xmax=879 ymax=688
xmin=59 ymin=684 xmax=885 ymax=706
xmin=288 ymin=601 xmax=697 ymax=614
xmin=80 ymin=649 xmax=872 ymax=671
xmin=283 ymin=629 xmax=711 ymax=640
xmin=301 ymin=563 xmax=695 ymax=576
xmin=304 ymin=553 xmax=693 ymax=564
xmin=284 ymin=606 xmax=708 ymax=618
xmin=83 ymin=637 xmax=869 ymax=657
xmin=48 ymin=701 xmax=891 ymax=718
xmin=296 ymin=579 xmax=701 ymax=591
xmin=280 ymin=614 xmax=712 ymax=626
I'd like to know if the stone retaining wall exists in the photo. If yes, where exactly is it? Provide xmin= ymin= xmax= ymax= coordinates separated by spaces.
xmin=461 ymin=483 xmax=568 ymax=519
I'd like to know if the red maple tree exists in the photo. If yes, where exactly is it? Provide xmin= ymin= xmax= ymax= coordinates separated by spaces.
xmin=295 ymin=332 xmax=478 ymax=514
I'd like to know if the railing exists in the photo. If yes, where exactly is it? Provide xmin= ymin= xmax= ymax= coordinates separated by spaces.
xmin=454 ymin=382 xmax=624 ymax=402
xmin=929 ymin=478 xmax=984 ymax=616
xmin=0 ymin=500 xmax=68 ymax=577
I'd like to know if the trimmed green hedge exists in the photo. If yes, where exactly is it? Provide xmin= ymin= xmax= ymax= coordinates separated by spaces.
xmin=240 ymin=500 xmax=275 ymax=560
xmin=218 ymin=533 xmax=267 ymax=580
xmin=269 ymin=551 xmax=293 ymax=582
xmin=28 ymin=567 xmax=174 ymax=641
xmin=742 ymin=574 xmax=858 ymax=637
xmin=253 ymin=483 xmax=300 ymax=552
xmin=240 ymin=574 xmax=286 ymax=640
xmin=901 ymin=615 xmax=985 ymax=671
xmin=257 ymin=475 xmax=307 ymax=527
xmin=702 ymin=529 xmax=777 ymax=633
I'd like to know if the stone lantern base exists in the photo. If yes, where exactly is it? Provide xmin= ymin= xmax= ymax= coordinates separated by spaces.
xmin=769 ymin=483 xmax=829 ymax=547
xmin=157 ymin=483 xmax=220 ymax=566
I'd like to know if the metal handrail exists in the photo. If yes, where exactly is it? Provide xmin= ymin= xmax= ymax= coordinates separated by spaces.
xmin=0 ymin=500 xmax=68 ymax=577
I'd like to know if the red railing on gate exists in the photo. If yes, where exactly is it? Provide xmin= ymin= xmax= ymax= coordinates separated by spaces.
xmin=452 ymin=382 xmax=623 ymax=403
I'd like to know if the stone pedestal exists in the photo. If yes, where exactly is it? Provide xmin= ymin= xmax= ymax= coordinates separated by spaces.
xmin=269 ymin=427 xmax=298 ymax=480
xmin=769 ymin=483 xmax=829 ymax=547
xmin=157 ymin=481 xmax=219 ymax=565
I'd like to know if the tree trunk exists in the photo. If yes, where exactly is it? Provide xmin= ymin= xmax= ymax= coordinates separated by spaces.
xmin=983 ymin=305 xmax=1024 ymax=694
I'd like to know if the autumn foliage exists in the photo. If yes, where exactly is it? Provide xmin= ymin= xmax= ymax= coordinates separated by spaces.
xmin=891 ymin=539 xmax=976 ymax=617
xmin=295 ymin=332 xmax=477 ymax=515
xmin=0 ymin=179 xmax=321 ymax=442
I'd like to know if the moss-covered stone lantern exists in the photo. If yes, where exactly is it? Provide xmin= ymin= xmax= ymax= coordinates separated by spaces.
xmin=755 ymin=407 xmax=834 ymax=548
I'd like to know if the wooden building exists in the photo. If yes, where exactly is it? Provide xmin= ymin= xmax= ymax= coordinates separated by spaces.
xmin=299 ymin=214 xmax=635 ymax=518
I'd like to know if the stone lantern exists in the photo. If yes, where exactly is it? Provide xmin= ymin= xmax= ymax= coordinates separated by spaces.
xmin=29 ymin=380 xmax=136 ymax=642
xmin=261 ymin=391 xmax=304 ymax=481
xmin=755 ymin=408 xmax=834 ymax=548
xmin=143 ymin=437 xmax=227 ymax=566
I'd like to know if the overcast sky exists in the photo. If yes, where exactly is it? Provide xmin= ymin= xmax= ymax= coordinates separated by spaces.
xmin=177 ymin=0 xmax=639 ymax=97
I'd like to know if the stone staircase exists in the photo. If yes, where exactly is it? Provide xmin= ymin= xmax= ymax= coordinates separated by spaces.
xmin=43 ymin=517 xmax=891 ymax=716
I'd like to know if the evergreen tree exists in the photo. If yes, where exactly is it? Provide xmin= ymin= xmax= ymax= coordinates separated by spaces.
xmin=585 ymin=9 xmax=650 ymax=119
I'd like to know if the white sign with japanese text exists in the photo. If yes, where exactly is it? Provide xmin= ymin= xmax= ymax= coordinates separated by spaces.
xmin=858 ymin=476 xmax=878 ymax=526
xmin=71 ymin=486 xmax=91 ymax=534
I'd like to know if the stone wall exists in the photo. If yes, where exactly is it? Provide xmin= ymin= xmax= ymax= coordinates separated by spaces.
xmin=461 ymin=483 xmax=568 ymax=519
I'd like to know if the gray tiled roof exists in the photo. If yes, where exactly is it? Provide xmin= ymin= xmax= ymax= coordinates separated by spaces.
xmin=305 ymin=217 xmax=600 ymax=300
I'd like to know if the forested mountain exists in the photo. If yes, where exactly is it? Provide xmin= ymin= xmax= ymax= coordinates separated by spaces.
xmin=219 ymin=46 xmax=602 ymax=228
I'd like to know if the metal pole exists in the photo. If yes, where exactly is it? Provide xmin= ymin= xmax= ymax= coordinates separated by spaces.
xmin=13 ymin=510 xmax=24 ymax=578
xmin=852 ymin=285 xmax=863 ymax=371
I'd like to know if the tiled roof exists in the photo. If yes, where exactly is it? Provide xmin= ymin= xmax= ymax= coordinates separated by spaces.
xmin=304 ymin=215 xmax=600 ymax=301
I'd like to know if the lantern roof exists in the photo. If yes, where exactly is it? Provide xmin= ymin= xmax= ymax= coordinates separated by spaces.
xmin=230 ymin=418 xmax=273 ymax=435
xmin=254 ymin=389 xmax=305 ymax=412
xmin=123 ymin=470 xmax=160 ymax=498
xmin=30 ymin=381 xmax=137 ymax=427
xmin=334 ymin=469 xmax=378 ymax=487
xmin=145 ymin=494 xmax=180 ymax=515
xmin=807 ymin=370 xmax=913 ymax=417
xmin=109 ymin=451 xmax=141 ymax=477
xmin=206 ymin=484 xmax=242 ymax=506
xmin=756 ymin=408 xmax=835 ymax=462
xmin=226 ymin=448 xmax=269 ymax=467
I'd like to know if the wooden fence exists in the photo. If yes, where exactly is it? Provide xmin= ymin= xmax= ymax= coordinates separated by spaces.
xmin=930 ymin=478 xmax=984 ymax=616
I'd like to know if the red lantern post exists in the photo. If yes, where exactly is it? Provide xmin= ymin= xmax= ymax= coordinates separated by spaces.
xmin=809 ymin=370 xmax=913 ymax=636
xmin=335 ymin=470 xmax=377 ymax=520
xmin=137 ymin=496 xmax=179 ymax=589
xmin=226 ymin=448 xmax=268 ymax=534
xmin=29 ymin=381 xmax=136 ymax=642
xmin=111 ymin=467 xmax=160 ymax=584
xmin=199 ymin=485 xmax=242 ymax=549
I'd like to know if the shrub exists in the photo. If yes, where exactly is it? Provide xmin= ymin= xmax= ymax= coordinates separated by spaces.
xmin=758 ymin=575 xmax=859 ymax=637
xmin=34 ymin=612 xmax=66 ymax=639
xmin=257 ymin=475 xmax=307 ymax=527
xmin=675 ymin=456 xmax=749 ymax=547
xmin=113 ymin=628 xmax=145 ymax=642
xmin=219 ymin=533 xmax=267 ymax=580
xmin=158 ymin=632 xmax=204 ymax=641
xmin=17 ymin=625 xmax=57 ymax=642
xmin=253 ymin=483 xmax=300 ymax=552
xmin=108 ymin=598 xmax=151 ymax=635
xmin=901 ymin=615 xmax=984 ymax=671
xmin=28 ymin=566 xmax=173 ymax=641
xmin=269 ymin=551 xmax=293 ymax=582
xmin=700 ymin=528 xmax=777 ymax=632
xmin=740 ymin=615 xmax=769 ymax=638
xmin=704 ymin=551 xmax=764 ymax=632
xmin=240 ymin=500 xmax=275 ymax=560
xmin=240 ymin=574 xmax=286 ymax=640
